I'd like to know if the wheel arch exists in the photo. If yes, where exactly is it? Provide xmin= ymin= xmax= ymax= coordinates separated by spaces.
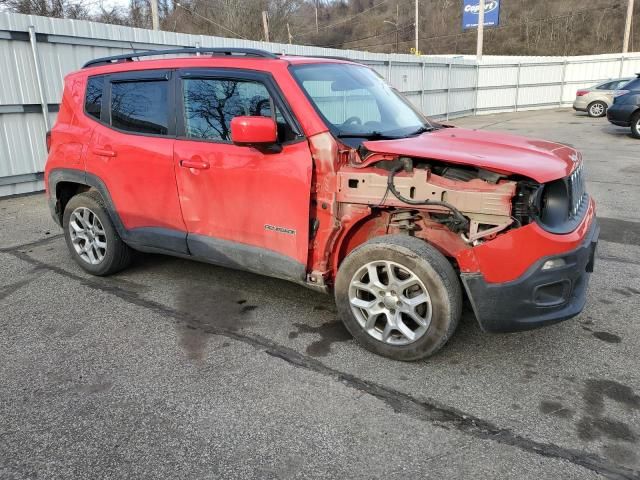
xmin=331 ymin=209 xmax=469 ymax=278
xmin=47 ymin=169 xmax=126 ymax=238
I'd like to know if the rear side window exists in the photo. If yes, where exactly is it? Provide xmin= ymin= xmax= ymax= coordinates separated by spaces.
xmin=85 ymin=76 xmax=104 ymax=120
xmin=596 ymin=81 xmax=614 ymax=90
xmin=110 ymin=80 xmax=169 ymax=135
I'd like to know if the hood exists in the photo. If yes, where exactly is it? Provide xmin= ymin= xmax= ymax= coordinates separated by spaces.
xmin=362 ymin=127 xmax=579 ymax=183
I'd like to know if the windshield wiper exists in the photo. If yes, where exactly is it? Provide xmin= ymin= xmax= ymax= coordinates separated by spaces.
xmin=406 ymin=126 xmax=434 ymax=136
xmin=336 ymin=131 xmax=401 ymax=140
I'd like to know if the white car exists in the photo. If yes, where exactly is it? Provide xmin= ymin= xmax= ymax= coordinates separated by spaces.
xmin=573 ymin=78 xmax=633 ymax=117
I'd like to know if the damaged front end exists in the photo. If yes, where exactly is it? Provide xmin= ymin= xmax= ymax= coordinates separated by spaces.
xmin=304 ymin=131 xmax=597 ymax=333
xmin=307 ymin=130 xmax=594 ymax=290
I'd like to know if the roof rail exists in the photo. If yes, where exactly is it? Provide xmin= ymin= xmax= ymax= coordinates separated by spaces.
xmin=279 ymin=53 xmax=362 ymax=63
xmin=82 ymin=47 xmax=278 ymax=68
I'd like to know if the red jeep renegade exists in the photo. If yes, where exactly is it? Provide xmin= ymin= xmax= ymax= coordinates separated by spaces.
xmin=45 ymin=48 xmax=598 ymax=360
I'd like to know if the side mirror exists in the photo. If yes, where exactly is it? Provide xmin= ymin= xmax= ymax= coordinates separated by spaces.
xmin=231 ymin=116 xmax=278 ymax=147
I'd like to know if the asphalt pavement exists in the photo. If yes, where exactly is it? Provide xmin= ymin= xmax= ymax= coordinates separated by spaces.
xmin=1 ymin=108 xmax=639 ymax=479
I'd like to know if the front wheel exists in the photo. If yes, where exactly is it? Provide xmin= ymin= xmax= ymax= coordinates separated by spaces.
xmin=334 ymin=235 xmax=462 ymax=361
xmin=631 ymin=112 xmax=640 ymax=139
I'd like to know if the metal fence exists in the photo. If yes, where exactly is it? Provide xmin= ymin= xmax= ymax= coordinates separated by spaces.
xmin=1 ymin=11 xmax=639 ymax=197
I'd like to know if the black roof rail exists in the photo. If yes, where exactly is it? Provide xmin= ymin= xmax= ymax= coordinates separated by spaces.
xmin=82 ymin=47 xmax=278 ymax=68
xmin=279 ymin=53 xmax=363 ymax=63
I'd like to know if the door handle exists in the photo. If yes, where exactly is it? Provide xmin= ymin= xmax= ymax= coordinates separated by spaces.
xmin=92 ymin=147 xmax=117 ymax=157
xmin=180 ymin=159 xmax=210 ymax=170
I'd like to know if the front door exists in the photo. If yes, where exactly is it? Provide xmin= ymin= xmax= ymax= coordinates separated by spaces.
xmin=173 ymin=69 xmax=313 ymax=282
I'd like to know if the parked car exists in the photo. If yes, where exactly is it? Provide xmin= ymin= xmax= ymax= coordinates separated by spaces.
xmin=573 ymin=77 xmax=633 ymax=117
xmin=45 ymin=48 xmax=598 ymax=361
xmin=606 ymin=74 xmax=640 ymax=138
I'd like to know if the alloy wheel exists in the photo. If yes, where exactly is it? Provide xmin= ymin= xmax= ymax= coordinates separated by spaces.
xmin=348 ymin=260 xmax=432 ymax=346
xmin=68 ymin=207 xmax=107 ymax=265
xmin=589 ymin=103 xmax=605 ymax=117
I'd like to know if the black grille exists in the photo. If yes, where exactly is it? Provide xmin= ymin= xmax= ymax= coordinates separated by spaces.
xmin=567 ymin=162 xmax=586 ymax=218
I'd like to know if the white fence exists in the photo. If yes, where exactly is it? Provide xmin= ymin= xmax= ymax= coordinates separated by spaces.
xmin=1 ymin=11 xmax=639 ymax=196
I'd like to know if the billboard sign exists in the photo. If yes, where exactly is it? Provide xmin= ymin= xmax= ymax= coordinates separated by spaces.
xmin=462 ymin=0 xmax=500 ymax=30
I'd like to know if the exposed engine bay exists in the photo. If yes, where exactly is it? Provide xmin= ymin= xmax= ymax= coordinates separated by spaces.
xmin=337 ymin=157 xmax=524 ymax=245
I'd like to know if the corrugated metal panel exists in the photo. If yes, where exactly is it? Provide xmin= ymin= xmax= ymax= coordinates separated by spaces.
xmin=477 ymin=87 xmax=517 ymax=110
xmin=423 ymin=92 xmax=448 ymax=117
xmin=0 ymin=111 xmax=54 ymax=176
xmin=0 ymin=40 xmax=41 ymax=105
xmin=478 ymin=65 xmax=518 ymax=87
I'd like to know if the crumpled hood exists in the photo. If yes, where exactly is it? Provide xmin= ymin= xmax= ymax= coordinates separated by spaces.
xmin=363 ymin=127 xmax=580 ymax=183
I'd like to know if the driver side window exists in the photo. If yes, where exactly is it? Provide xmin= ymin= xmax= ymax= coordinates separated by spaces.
xmin=182 ymin=78 xmax=295 ymax=142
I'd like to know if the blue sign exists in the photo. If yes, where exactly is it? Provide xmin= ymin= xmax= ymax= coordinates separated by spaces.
xmin=462 ymin=0 xmax=500 ymax=30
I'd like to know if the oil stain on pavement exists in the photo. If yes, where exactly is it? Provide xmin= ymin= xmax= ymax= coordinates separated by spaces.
xmin=288 ymin=320 xmax=352 ymax=357
xmin=175 ymin=287 xmax=259 ymax=362
xmin=575 ymin=379 xmax=640 ymax=458
xmin=591 ymin=331 xmax=622 ymax=344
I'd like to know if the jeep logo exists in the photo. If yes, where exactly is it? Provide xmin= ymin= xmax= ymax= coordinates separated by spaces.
xmin=464 ymin=1 xmax=499 ymax=15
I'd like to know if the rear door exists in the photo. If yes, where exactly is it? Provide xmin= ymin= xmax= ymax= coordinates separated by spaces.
xmin=85 ymin=70 xmax=187 ymax=252
xmin=173 ymin=69 xmax=313 ymax=282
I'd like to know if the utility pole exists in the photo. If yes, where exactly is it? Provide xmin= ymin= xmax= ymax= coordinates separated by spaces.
xmin=262 ymin=11 xmax=270 ymax=42
xmin=623 ymin=0 xmax=635 ymax=53
xmin=415 ymin=0 xmax=419 ymax=53
xmin=287 ymin=22 xmax=293 ymax=44
xmin=150 ymin=0 xmax=159 ymax=30
xmin=395 ymin=3 xmax=399 ymax=53
xmin=476 ymin=0 xmax=485 ymax=60
xmin=315 ymin=1 xmax=319 ymax=34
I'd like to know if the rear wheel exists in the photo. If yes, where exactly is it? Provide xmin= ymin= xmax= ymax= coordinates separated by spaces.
xmin=63 ymin=191 xmax=132 ymax=276
xmin=335 ymin=235 xmax=462 ymax=361
xmin=587 ymin=101 xmax=607 ymax=118
xmin=631 ymin=112 xmax=640 ymax=139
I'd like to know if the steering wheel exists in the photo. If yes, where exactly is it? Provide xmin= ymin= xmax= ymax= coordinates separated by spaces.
xmin=342 ymin=116 xmax=362 ymax=126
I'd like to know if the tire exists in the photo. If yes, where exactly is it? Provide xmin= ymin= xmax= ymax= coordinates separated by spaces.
xmin=587 ymin=101 xmax=607 ymax=118
xmin=631 ymin=112 xmax=640 ymax=139
xmin=63 ymin=190 xmax=132 ymax=276
xmin=334 ymin=235 xmax=462 ymax=361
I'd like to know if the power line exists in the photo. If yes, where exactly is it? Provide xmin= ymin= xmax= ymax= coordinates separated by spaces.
xmin=175 ymin=2 xmax=249 ymax=40
xmin=294 ymin=0 xmax=392 ymax=38
xmin=324 ymin=22 xmax=415 ymax=48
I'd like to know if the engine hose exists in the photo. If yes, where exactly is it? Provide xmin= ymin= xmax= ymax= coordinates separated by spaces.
xmin=387 ymin=165 xmax=470 ymax=230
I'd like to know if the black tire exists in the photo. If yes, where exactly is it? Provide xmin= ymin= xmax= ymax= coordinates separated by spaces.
xmin=334 ymin=235 xmax=462 ymax=361
xmin=63 ymin=190 xmax=132 ymax=276
xmin=587 ymin=101 xmax=607 ymax=118
xmin=631 ymin=112 xmax=640 ymax=139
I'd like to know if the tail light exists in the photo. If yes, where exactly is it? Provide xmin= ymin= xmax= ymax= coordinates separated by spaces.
xmin=576 ymin=90 xmax=588 ymax=97
xmin=46 ymin=130 xmax=51 ymax=153
xmin=613 ymin=90 xmax=630 ymax=98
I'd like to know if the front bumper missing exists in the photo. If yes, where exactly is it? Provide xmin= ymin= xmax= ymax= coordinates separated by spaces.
xmin=461 ymin=219 xmax=599 ymax=333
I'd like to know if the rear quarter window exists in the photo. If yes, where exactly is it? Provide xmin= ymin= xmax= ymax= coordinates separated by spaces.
xmin=84 ymin=76 xmax=104 ymax=120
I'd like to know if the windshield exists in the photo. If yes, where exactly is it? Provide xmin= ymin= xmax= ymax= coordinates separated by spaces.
xmin=290 ymin=63 xmax=432 ymax=139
